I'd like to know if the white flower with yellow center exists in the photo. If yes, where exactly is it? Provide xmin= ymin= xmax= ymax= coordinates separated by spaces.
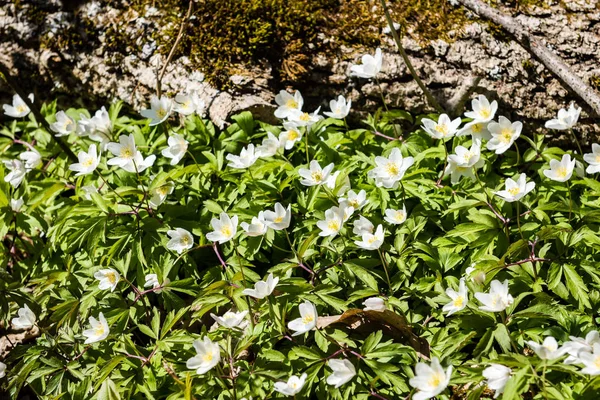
xmin=140 ymin=95 xmax=173 ymax=126
xmin=457 ymin=121 xmax=492 ymax=141
xmin=465 ymin=95 xmax=498 ymax=123
xmin=324 ymin=95 xmax=352 ymax=119
xmin=350 ymin=48 xmax=382 ymax=79
xmin=274 ymin=90 xmax=304 ymax=119
xmin=3 ymin=159 xmax=26 ymax=188
xmin=474 ymin=279 xmax=514 ymax=312
xmin=69 ymin=144 xmax=100 ymax=176
xmin=50 ymin=111 xmax=77 ymax=137
xmin=210 ymin=310 xmax=249 ymax=330
xmin=353 ymin=215 xmax=374 ymax=236
xmin=241 ymin=211 xmax=268 ymax=237
xmin=187 ymin=336 xmax=221 ymax=374
xmin=580 ymin=343 xmax=600 ymax=375
xmin=226 ymin=144 xmax=260 ymax=169
xmin=288 ymin=107 xmax=322 ymax=128
xmin=545 ymin=103 xmax=581 ymax=131
xmin=445 ymin=142 xmax=485 ymax=185
xmin=83 ymin=312 xmax=110 ymax=344
xmin=11 ymin=304 xmax=36 ymax=330
xmin=584 ymin=144 xmax=600 ymax=174
xmin=527 ymin=337 xmax=567 ymax=360
xmin=421 ymin=114 xmax=461 ymax=140
xmin=274 ymin=373 xmax=307 ymax=396
xmin=493 ymin=173 xmax=535 ymax=202
xmin=409 ymin=357 xmax=452 ymax=400
xmin=279 ymin=122 xmax=303 ymax=150
xmin=355 ymin=224 xmax=384 ymax=250
xmin=256 ymin=132 xmax=281 ymax=158
xmin=107 ymin=134 xmax=155 ymax=173
xmin=19 ymin=145 xmax=42 ymax=171
xmin=166 ymin=228 xmax=194 ymax=254
xmin=288 ymin=300 xmax=317 ymax=336
xmin=263 ymin=203 xmax=291 ymax=230
xmin=149 ymin=181 xmax=175 ymax=208
xmin=317 ymin=206 xmax=346 ymax=237
xmin=562 ymin=331 xmax=600 ymax=365
xmin=299 ymin=160 xmax=335 ymax=187
xmin=384 ymin=204 xmax=407 ymax=225
xmin=206 ymin=212 xmax=238 ymax=244
xmin=242 ymin=273 xmax=279 ymax=299
xmin=368 ymin=148 xmax=414 ymax=189
xmin=3 ymin=93 xmax=33 ymax=118
xmin=173 ymin=91 xmax=205 ymax=116
xmin=487 ymin=116 xmax=522 ymax=154
xmin=543 ymin=154 xmax=575 ymax=182
xmin=161 ymin=133 xmax=188 ymax=165
xmin=339 ymin=189 xmax=367 ymax=210
xmin=482 ymin=364 xmax=511 ymax=398
xmin=442 ymin=278 xmax=468 ymax=316
xmin=94 ymin=268 xmax=121 ymax=292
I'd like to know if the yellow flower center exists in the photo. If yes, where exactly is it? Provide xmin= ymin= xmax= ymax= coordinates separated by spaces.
xmin=435 ymin=124 xmax=449 ymax=136
xmin=428 ymin=373 xmax=443 ymax=387
xmin=500 ymin=129 xmax=513 ymax=143
xmin=274 ymin=216 xmax=284 ymax=223
xmin=327 ymin=220 xmax=340 ymax=232
xmin=596 ymin=155 xmax=600 ymax=163
xmin=594 ymin=356 xmax=600 ymax=368
xmin=367 ymin=236 xmax=378 ymax=244
xmin=203 ymin=352 xmax=214 ymax=362
xmin=385 ymin=162 xmax=399 ymax=177
xmin=471 ymin=123 xmax=482 ymax=133
xmin=508 ymin=187 xmax=520 ymax=196
xmin=286 ymin=99 xmax=298 ymax=109
xmin=16 ymin=105 xmax=27 ymax=113
xmin=311 ymin=171 xmax=323 ymax=182
xmin=220 ymin=226 xmax=232 ymax=237
xmin=299 ymin=113 xmax=311 ymax=122
xmin=479 ymin=108 xmax=491 ymax=119
xmin=463 ymin=152 xmax=472 ymax=163
xmin=120 ymin=148 xmax=133 ymax=158
xmin=556 ymin=167 xmax=568 ymax=178
xmin=453 ymin=296 xmax=464 ymax=307
xmin=302 ymin=314 xmax=314 ymax=324
xmin=349 ymin=200 xmax=359 ymax=208
xmin=82 ymin=157 xmax=94 ymax=167
xmin=291 ymin=382 xmax=298 ymax=389
xmin=181 ymin=236 xmax=190 ymax=245
xmin=394 ymin=211 xmax=405 ymax=222
xmin=107 ymin=272 xmax=117 ymax=284
xmin=156 ymin=108 xmax=167 ymax=119
xmin=158 ymin=186 xmax=170 ymax=196
xmin=95 ymin=325 xmax=105 ymax=336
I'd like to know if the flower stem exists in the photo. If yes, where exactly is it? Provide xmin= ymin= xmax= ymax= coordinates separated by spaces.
xmin=569 ymin=128 xmax=583 ymax=156
xmin=567 ymin=179 xmax=573 ymax=222
xmin=377 ymin=248 xmax=392 ymax=293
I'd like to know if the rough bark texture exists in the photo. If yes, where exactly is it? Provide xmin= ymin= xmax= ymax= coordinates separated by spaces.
xmin=0 ymin=0 xmax=599 ymax=142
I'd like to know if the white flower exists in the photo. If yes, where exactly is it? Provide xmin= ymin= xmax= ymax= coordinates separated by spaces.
xmin=69 ymin=144 xmax=100 ymax=176
xmin=298 ymin=160 xmax=335 ymax=187
xmin=19 ymin=146 xmax=42 ymax=170
xmin=383 ymin=22 xmax=401 ymax=34
xmin=186 ymin=336 xmax=220 ymax=374
xmin=326 ymin=359 xmax=356 ymax=388
xmin=288 ymin=300 xmax=317 ymax=336
xmin=465 ymin=95 xmax=498 ymax=124
xmin=50 ymin=111 xmax=77 ymax=137
xmin=465 ymin=266 xmax=486 ymax=285
xmin=94 ymin=268 xmax=121 ymax=292
xmin=584 ymin=144 xmax=600 ymax=174
xmin=167 ymin=228 xmax=194 ymax=254
xmin=89 ymin=107 xmax=113 ymax=142
xmin=149 ymin=182 xmax=175 ymax=208
xmin=445 ymin=142 xmax=485 ymax=185
xmin=487 ymin=116 xmax=522 ymax=154
xmin=144 ymin=273 xmax=169 ymax=293
xmin=161 ymin=133 xmax=188 ymax=165
xmin=457 ymin=121 xmax=492 ymax=141
xmin=279 ymin=122 xmax=303 ymax=150
xmin=483 ymin=364 xmax=511 ymax=398
xmin=274 ymin=373 xmax=307 ymax=396
xmin=83 ymin=312 xmax=110 ymax=344
xmin=493 ymin=173 xmax=535 ymax=202
xmin=340 ymin=189 xmax=367 ymax=210
xmin=317 ymin=207 xmax=345 ymax=237
xmin=324 ymin=95 xmax=351 ymax=119
xmin=226 ymin=144 xmax=260 ymax=169
xmin=0 ymin=362 xmax=5 ymax=378
xmin=288 ymin=107 xmax=322 ymax=128
xmin=3 ymin=93 xmax=33 ymax=118
xmin=140 ymin=95 xmax=173 ymax=126
xmin=10 ymin=197 xmax=24 ymax=212
xmin=3 ymin=159 xmax=27 ymax=188
xmin=11 ymin=304 xmax=36 ymax=330
xmin=274 ymin=90 xmax=304 ymax=119
xmin=545 ymin=104 xmax=581 ymax=130
xmin=368 ymin=148 xmax=414 ymax=189
xmin=173 ymin=92 xmax=205 ymax=116
xmin=350 ymin=48 xmax=382 ymax=79
xmin=421 ymin=114 xmax=461 ymax=140
xmin=206 ymin=213 xmax=238 ymax=244
xmin=442 ymin=278 xmax=468 ymax=316
xmin=562 ymin=331 xmax=600 ymax=365
xmin=527 ymin=337 xmax=567 ymax=360
xmin=210 ymin=310 xmax=249 ymax=329
xmin=543 ymin=154 xmax=576 ymax=182
xmin=355 ymin=224 xmax=384 ymax=250
xmin=363 ymin=297 xmax=386 ymax=312
xmin=353 ymin=216 xmax=374 ymax=236
xmin=384 ymin=205 xmax=407 ymax=225
xmin=263 ymin=203 xmax=291 ymax=230
xmin=81 ymin=185 xmax=98 ymax=200
xmin=256 ymin=132 xmax=281 ymax=158
xmin=409 ymin=357 xmax=452 ymax=400
xmin=107 ymin=134 xmax=156 ymax=173
xmin=475 ymin=280 xmax=514 ymax=312
xmin=240 ymin=212 xmax=268 ymax=237
xmin=242 ymin=273 xmax=279 ymax=299
xmin=580 ymin=343 xmax=600 ymax=375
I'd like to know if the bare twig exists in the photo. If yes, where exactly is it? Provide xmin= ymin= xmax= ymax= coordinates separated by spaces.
xmin=447 ymin=75 xmax=483 ymax=117
xmin=457 ymin=0 xmax=600 ymax=116
xmin=0 ymin=62 xmax=77 ymax=161
xmin=379 ymin=0 xmax=445 ymax=113
xmin=157 ymin=0 xmax=194 ymax=97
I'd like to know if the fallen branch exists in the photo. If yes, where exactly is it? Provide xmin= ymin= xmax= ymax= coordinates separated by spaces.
xmin=456 ymin=0 xmax=600 ymax=116
xmin=0 ymin=62 xmax=77 ymax=162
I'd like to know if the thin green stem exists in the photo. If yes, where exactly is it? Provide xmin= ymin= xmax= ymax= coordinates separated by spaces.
xmin=377 ymin=248 xmax=392 ymax=293
xmin=305 ymin=126 xmax=310 ymax=164
xmin=375 ymin=77 xmax=401 ymax=139
xmin=567 ymin=180 xmax=573 ymax=222
xmin=569 ymin=128 xmax=583 ymax=156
